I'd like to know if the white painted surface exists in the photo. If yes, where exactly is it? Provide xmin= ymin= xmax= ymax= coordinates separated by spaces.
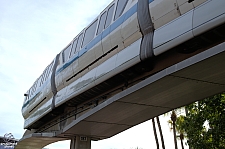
xmin=153 ymin=10 xmax=194 ymax=55
xmin=193 ymin=0 xmax=225 ymax=36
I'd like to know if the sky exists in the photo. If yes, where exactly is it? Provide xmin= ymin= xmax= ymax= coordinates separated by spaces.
xmin=0 ymin=0 xmax=189 ymax=149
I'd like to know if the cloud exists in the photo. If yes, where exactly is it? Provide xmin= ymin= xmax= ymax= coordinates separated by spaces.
xmin=0 ymin=0 xmax=189 ymax=149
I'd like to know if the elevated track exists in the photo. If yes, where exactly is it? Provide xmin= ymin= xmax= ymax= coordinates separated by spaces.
xmin=16 ymin=41 xmax=225 ymax=149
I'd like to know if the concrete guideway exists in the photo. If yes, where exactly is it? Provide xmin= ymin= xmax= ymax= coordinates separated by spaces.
xmin=15 ymin=131 xmax=67 ymax=149
xmin=15 ymin=42 xmax=225 ymax=149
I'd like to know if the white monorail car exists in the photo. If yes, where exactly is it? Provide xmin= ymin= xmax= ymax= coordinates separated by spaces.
xmin=22 ymin=0 xmax=225 ymax=129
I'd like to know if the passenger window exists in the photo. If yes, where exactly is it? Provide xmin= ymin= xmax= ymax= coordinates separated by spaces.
xmin=114 ymin=0 xmax=128 ymax=20
xmin=63 ymin=44 xmax=72 ymax=62
xmin=31 ymin=86 xmax=34 ymax=96
xmin=28 ymin=90 xmax=31 ymax=98
xmin=49 ymin=62 xmax=53 ymax=73
xmin=43 ymin=68 xmax=48 ymax=81
xmin=31 ymin=85 xmax=35 ymax=96
xmin=105 ymin=4 xmax=115 ymax=28
xmin=70 ymin=39 xmax=78 ymax=57
xmin=45 ymin=63 xmax=52 ymax=80
xmin=41 ymin=70 xmax=47 ymax=84
xmin=39 ymin=75 xmax=43 ymax=86
xmin=29 ymin=88 xmax=32 ymax=97
xmin=37 ymin=77 xmax=41 ymax=89
xmin=97 ymin=12 xmax=107 ymax=35
xmin=75 ymin=33 xmax=84 ymax=52
xmin=34 ymin=81 xmax=37 ymax=92
xmin=83 ymin=20 xmax=98 ymax=46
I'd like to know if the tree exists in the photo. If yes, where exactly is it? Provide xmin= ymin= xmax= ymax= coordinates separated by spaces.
xmin=152 ymin=116 xmax=166 ymax=149
xmin=176 ymin=115 xmax=185 ymax=149
xmin=168 ymin=115 xmax=186 ymax=149
xmin=156 ymin=116 xmax=165 ymax=149
xmin=177 ymin=93 xmax=225 ymax=149
xmin=152 ymin=118 xmax=159 ymax=149
xmin=171 ymin=110 xmax=178 ymax=149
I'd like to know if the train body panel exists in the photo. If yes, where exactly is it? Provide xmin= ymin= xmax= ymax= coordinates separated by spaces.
xmin=193 ymin=0 xmax=225 ymax=36
xmin=22 ymin=0 xmax=225 ymax=129
xmin=150 ymin=0 xmax=181 ymax=29
xmin=178 ymin=0 xmax=194 ymax=15
xmin=55 ymin=38 xmax=141 ymax=109
xmin=22 ymin=59 xmax=55 ymax=119
xmin=153 ymin=10 xmax=194 ymax=55
xmin=24 ymin=97 xmax=53 ymax=128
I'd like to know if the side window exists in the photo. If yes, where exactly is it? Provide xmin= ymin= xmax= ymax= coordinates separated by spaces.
xmin=105 ymin=4 xmax=115 ymax=29
xmin=41 ymin=69 xmax=47 ymax=85
xmin=63 ymin=44 xmax=72 ymax=62
xmin=36 ymin=77 xmax=41 ymax=89
xmin=45 ymin=62 xmax=53 ymax=80
xmin=48 ymin=62 xmax=53 ymax=74
xmin=114 ymin=0 xmax=128 ymax=20
xmin=33 ymin=80 xmax=38 ymax=92
xmin=75 ymin=33 xmax=84 ymax=52
xmin=25 ymin=91 xmax=29 ymax=100
xmin=29 ymin=88 xmax=32 ymax=98
xmin=97 ymin=12 xmax=107 ymax=35
xmin=70 ymin=39 xmax=78 ymax=58
xmin=39 ymin=75 xmax=43 ymax=87
xmin=43 ymin=68 xmax=48 ymax=82
xmin=31 ymin=86 xmax=34 ymax=96
xmin=83 ymin=20 xmax=98 ymax=46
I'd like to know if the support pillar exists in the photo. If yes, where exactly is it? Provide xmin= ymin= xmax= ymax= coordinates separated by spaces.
xmin=70 ymin=136 xmax=91 ymax=149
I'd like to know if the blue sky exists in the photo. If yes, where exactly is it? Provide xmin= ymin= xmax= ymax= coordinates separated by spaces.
xmin=0 ymin=0 xmax=188 ymax=148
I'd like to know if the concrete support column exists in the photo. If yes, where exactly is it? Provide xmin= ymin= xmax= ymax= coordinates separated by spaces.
xmin=70 ymin=138 xmax=76 ymax=149
xmin=70 ymin=136 xmax=91 ymax=149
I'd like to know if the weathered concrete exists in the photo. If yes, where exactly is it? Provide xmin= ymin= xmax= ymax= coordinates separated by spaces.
xmin=15 ymin=131 xmax=67 ymax=149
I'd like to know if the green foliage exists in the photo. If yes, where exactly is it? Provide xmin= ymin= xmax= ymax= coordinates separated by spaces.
xmin=178 ymin=93 xmax=225 ymax=149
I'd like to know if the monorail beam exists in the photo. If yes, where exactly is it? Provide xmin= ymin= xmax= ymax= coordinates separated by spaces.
xmin=16 ymin=42 xmax=225 ymax=149
xmin=59 ymin=42 xmax=225 ymax=139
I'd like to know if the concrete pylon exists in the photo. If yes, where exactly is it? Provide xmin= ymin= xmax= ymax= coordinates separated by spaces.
xmin=70 ymin=137 xmax=76 ymax=149
xmin=70 ymin=136 xmax=91 ymax=149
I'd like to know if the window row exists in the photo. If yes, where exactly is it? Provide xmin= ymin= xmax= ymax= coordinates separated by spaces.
xmin=63 ymin=0 xmax=128 ymax=62
xmin=27 ymin=0 xmax=129 ymax=99
xmin=28 ymin=61 xmax=54 ymax=99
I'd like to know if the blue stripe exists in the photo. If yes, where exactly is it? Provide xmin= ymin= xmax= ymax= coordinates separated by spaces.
xmin=110 ymin=14 xmax=125 ymax=32
xmin=57 ymin=3 xmax=139 ymax=74
xmin=125 ymin=3 xmax=137 ymax=21
xmin=23 ymin=0 xmax=155 ymax=109
xmin=22 ymin=91 xmax=41 ymax=109
xmin=102 ymin=26 xmax=111 ymax=39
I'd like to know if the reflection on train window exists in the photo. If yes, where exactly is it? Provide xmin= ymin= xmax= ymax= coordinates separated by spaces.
xmin=83 ymin=20 xmax=98 ymax=47
xmin=105 ymin=4 xmax=115 ymax=28
xmin=63 ymin=44 xmax=72 ymax=62
xmin=114 ymin=0 xmax=128 ymax=20
xmin=75 ymin=33 xmax=84 ymax=52
xmin=70 ymin=39 xmax=78 ymax=58
xmin=97 ymin=12 xmax=107 ymax=35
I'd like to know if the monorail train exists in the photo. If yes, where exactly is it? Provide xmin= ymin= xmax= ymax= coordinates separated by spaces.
xmin=22 ymin=0 xmax=225 ymax=129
